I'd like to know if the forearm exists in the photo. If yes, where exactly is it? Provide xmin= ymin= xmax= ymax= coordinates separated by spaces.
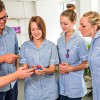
xmin=0 ymin=72 xmax=18 ymax=88
xmin=44 ymin=65 xmax=56 ymax=74
xmin=70 ymin=61 xmax=88 ymax=72
xmin=0 ymin=55 xmax=4 ymax=63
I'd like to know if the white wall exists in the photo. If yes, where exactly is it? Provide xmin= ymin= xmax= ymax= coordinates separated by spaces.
xmin=5 ymin=0 xmax=61 ymax=45
xmin=36 ymin=0 xmax=61 ymax=44
xmin=98 ymin=0 xmax=100 ymax=12
xmin=92 ymin=0 xmax=98 ymax=11
xmin=4 ymin=1 xmax=36 ymax=47
xmin=80 ymin=0 xmax=92 ymax=17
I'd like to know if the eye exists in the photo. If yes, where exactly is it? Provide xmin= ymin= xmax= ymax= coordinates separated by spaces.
xmin=60 ymin=22 xmax=67 ymax=26
xmin=31 ymin=28 xmax=35 ymax=31
xmin=82 ymin=26 xmax=86 ymax=28
xmin=37 ymin=28 xmax=40 ymax=30
xmin=63 ymin=22 xmax=67 ymax=25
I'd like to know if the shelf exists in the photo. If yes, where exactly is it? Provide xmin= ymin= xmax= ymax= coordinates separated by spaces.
xmin=8 ymin=18 xmax=30 ymax=20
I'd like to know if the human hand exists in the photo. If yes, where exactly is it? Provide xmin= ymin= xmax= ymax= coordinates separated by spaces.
xmin=59 ymin=62 xmax=72 ymax=74
xmin=35 ymin=65 xmax=42 ymax=70
xmin=59 ymin=63 xmax=66 ymax=74
xmin=35 ymin=66 xmax=45 ymax=75
xmin=3 ymin=54 xmax=18 ymax=64
xmin=16 ymin=66 xmax=34 ymax=79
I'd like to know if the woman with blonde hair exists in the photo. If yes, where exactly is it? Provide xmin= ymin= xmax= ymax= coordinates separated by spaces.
xmin=57 ymin=4 xmax=88 ymax=100
xmin=79 ymin=11 xmax=100 ymax=100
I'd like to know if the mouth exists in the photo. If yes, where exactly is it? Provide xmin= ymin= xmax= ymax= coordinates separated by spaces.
xmin=0 ymin=23 xmax=5 ymax=26
xmin=62 ymin=29 xmax=66 ymax=31
xmin=34 ymin=34 xmax=39 ymax=37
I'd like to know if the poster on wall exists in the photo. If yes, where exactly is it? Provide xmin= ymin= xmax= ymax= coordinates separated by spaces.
xmin=11 ymin=26 xmax=21 ymax=33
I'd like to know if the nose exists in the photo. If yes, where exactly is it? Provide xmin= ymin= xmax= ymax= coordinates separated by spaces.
xmin=60 ymin=24 xmax=64 ymax=29
xmin=34 ymin=29 xmax=38 ymax=33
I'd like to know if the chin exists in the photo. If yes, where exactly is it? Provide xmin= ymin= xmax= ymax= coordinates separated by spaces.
xmin=0 ymin=26 xmax=4 ymax=29
xmin=81 ymin=34 xmax=86 ymax=37
xmin=36 ymin=38 xmax=42 ymax=40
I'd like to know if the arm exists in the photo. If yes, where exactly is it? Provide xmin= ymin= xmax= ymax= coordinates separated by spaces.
xmin=0 ymin=66 xmax=34 ymax=88
xmin=0 ymin=54 xmax=18 ymax=64
xmin=0 ymin=56 xmax=4 ymax=63
xmin=35 ymin=65 xmax=56 ymax=75
xmin=68 ymin=61 xmax=88 ymax=71
xmin=59 ymin=61 xmax=88 ymax=74
xmin=42 ymin=65 xmax=56 ymax=74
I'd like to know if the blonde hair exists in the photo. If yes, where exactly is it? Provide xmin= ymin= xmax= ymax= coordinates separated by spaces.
xmin=83 ymin=11 xmax=100 ymax=30
xmin=61 ymin=4 xmax=76 ymax=22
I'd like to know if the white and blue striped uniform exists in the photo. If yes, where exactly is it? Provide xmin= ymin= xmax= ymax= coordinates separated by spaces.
xmin=88 ymin=29 xmax=100 ymax=100
xmin=0 ymin=26 xmax=19 ymax=91
xmin=57 ymin=31 xmax=88 ymax=98
xmin=20 ymin=39 xmax=59 ymax=100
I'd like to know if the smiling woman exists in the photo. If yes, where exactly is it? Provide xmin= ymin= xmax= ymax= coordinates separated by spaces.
xmin=57 ymin=4 xmax=88 ymax=100
xmin=19 ymin=16 xmax=59 ymax=100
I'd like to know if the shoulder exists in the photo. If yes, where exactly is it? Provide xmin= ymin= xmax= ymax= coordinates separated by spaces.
xmin=74 ymin=31 xmax=86 ymax=44
xmin=45 ymin=39 xmax=56 ymax=46
xmin=45 ymin=39 xmax=57 ymax=49
xmin=57 ymin=35 xmax=64 ymax=44
xmin=21 ymin=40 xmax=31 ymax=48
xmin=5 ymin=26 xmax=16 ymax=34
xmin=75 ymin=35 xmax=87 ymax=48
xmin=77 ymin=35 xmax=86 ymax=41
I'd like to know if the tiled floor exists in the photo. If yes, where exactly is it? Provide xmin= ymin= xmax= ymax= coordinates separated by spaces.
xmin=18 ymin=79 xmax=93 ymax=100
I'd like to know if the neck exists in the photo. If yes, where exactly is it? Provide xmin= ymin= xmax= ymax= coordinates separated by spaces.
xmin=33 ymin=39 xmax=44 ymax=48
xmin=65 ymin=29 xmax=74 ymax=42
xmin=65 ymin=29 xmax=74 ymax=37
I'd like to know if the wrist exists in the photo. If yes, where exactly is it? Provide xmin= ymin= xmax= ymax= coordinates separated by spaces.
xmin=2 ymin=55 xmax=5 ymax=63
xmin=70 ymin=66 xmax=74 ymax=72
xmin=43 ymin=67 xmax=47 ymax=74
xmin=15 ymin=70 xmax=20 ymax=79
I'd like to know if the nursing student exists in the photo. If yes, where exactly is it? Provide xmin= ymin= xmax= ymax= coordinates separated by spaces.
xmin=19 ymin=16 xmax=59 ymax=100
xmin=79 ymin=11 xmax=100 ymax=100
xmin=57 ymin=4 xmax=88 ymax=100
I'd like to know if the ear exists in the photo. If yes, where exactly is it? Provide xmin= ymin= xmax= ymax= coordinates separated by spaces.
xmin=93 ymin=25 xmax=98 ymax=31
